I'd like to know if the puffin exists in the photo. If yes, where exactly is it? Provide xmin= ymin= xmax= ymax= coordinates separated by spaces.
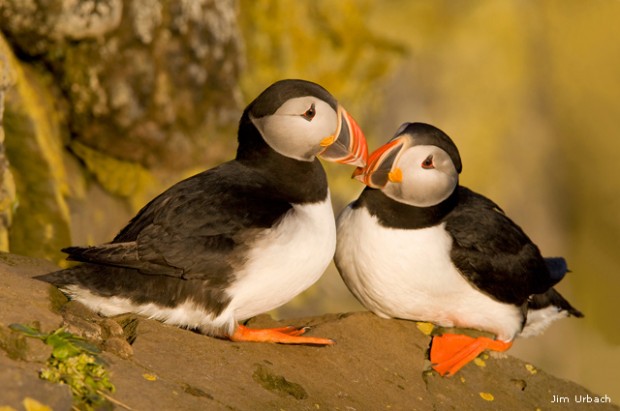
xmin=37 ymin=79 xmax=368 ymax=345
xmin=335 ymin=122 xmax=582 ymax=375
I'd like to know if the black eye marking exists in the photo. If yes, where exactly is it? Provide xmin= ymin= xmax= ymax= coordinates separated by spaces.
xmin=301 ymin=103 xmax=316 ymax=121
xmin=421 ymin=154 xmax=434 ymax=169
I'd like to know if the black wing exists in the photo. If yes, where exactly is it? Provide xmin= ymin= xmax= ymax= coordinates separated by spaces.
xmin=446 ymin=187 xmax=560 ymax=305
xmin=63 ymin=161 xmax=292 ymax=280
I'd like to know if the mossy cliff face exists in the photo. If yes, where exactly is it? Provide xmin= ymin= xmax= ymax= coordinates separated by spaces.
xmin=0 ymin=35 xmax=72 ymax=263
xmin=0 ymin=39 xmax=16 ymax=252
xmin=0 ymin=1 xmax=244 ymax=262
xmin=0 ymin=0 xmax=243 ymax=170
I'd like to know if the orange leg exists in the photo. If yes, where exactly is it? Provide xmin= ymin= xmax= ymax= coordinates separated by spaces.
xmin=430 ymin=333 xmax=512 ymax=376
xmin=229 ymin=324 xmax=335 ymax=345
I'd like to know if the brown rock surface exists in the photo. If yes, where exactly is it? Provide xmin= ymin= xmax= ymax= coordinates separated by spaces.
xmin=1 ymin=252 xmax=618 ymax=410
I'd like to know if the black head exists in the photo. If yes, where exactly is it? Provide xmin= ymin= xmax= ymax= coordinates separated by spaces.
xmin=247 ymin=79 xmax=338 ymax=118
xmin=393 ymin=122 xmax=462 ymax=173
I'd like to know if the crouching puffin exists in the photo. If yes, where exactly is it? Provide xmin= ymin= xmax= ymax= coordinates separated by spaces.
xmin=335 ymin=122 xmax=582 ymax=375
xmin=37 ymin=79 xmax=367 ymax=345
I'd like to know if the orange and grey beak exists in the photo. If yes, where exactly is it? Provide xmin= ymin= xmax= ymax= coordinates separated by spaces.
xmin=353 ymin=136 xmax=408 ymax=188
xmin=319 ymin=106 xmax=368 ymax=167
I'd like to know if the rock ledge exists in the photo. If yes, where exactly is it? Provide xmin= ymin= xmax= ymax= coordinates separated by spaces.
xmin=0 ymin=253 xmax=617 ymax=411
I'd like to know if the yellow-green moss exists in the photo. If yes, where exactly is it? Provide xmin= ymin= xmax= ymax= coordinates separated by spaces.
xmin=1 ymin=34 xmax=71 ymax=263
xmin=0 ymin=36 xmax=17 ymax=252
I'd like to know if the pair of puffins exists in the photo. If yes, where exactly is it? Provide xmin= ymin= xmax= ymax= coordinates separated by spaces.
xmin=39 ymin=79 xmax=582 ymax=376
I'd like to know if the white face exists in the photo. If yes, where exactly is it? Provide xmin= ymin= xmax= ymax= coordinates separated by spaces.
xmin=250 ymin=96 xmax=339 ymax=161
xmin=383 ymin=145 xmax=458 ymax=207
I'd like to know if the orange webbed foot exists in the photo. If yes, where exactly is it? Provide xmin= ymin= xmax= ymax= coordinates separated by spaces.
xmin=229 ymin=324 xmax=335 ymax=345
xmin=430 ymin=333 xmax=512 ymax=376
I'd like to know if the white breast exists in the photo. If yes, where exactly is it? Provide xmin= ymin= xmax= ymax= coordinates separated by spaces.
xmin=225 ymin=194 xmax=336 ymax=322
xmin=335 ymin=205 xmax=523 ymax=342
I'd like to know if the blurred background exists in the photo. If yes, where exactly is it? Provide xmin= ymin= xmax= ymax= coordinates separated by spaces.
xmin=1 ymin=0 xmax=618 ymax=401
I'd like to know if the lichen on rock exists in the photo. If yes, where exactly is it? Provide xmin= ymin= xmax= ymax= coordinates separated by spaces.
xmin=0 ymin=38 xmax=17 ymax=252
xmin=0 ymin=34 xmax=72 ymax=263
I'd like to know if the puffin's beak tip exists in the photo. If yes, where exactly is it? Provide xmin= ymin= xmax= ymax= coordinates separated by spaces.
xmin=318 ymin=107 xmax=368 ymax=167
xmin=352 ymin=166 xmax=365 ymax=181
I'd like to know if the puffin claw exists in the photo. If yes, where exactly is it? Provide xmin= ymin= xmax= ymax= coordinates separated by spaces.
xmin=229 ymin=324 xmax=334 ymax=345
xmin=430 ymin=333 xmax=512 ymax=376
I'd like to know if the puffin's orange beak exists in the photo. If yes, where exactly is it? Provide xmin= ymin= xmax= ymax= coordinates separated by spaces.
xmin=353 ymin=136 xmax=407 ymax=188
xmin=319 ymin=106 xmax=368 ymax=167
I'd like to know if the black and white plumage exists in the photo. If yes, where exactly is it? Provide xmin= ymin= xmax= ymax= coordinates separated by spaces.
xmin=38 ymin=79 xmax=367 ymax=344
xmin=335 ymin=122 xmax=582 ymax=345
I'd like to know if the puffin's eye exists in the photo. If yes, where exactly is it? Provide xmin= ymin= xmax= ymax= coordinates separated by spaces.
xmin=301 ymin=103 xmax=316 ymax=121
xmin=421 ymin=155 xmax=434 ymax=169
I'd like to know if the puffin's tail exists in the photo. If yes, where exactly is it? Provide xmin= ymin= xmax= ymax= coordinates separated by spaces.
xmin=34 ymin=245 xmax=119 ymax=287
xmin=521 ymin=287 xmax=583 ymax=338
xmin=34 ymin=266 xmax=84 ymax=287
xmin=538 ymin=257 xmax=583 ymax=317
xmin=528 ymin=287 xmax=584 ymax=318
xmin=521 ymin=258 xmax=582 ymax=338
